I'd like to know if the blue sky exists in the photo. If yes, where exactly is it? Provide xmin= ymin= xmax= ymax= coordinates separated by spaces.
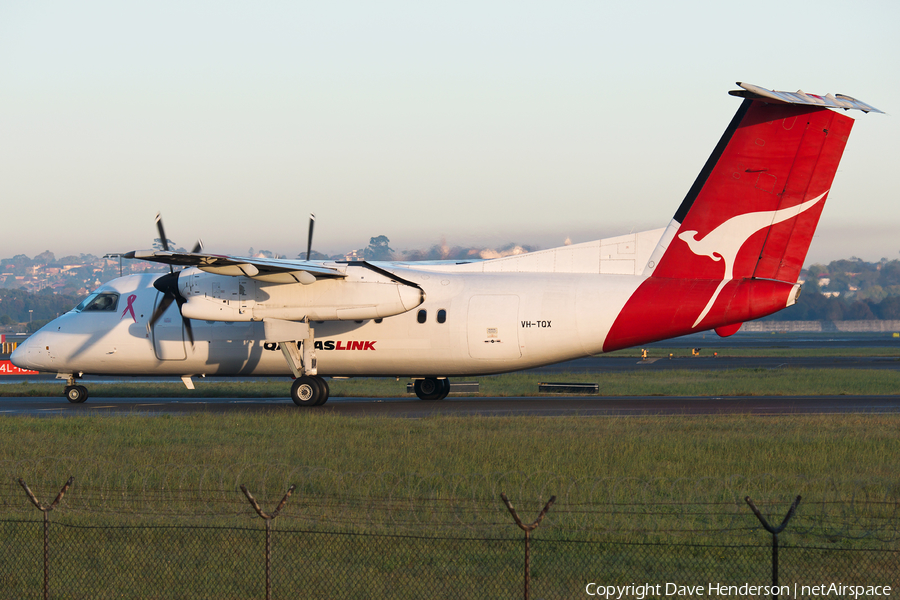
xmin=1 ymin=1 xmax=897 ymax=264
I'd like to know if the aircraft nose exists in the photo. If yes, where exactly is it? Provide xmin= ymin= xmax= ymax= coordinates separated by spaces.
xmin=10 ymin=336 xmax=43 ymax=371
xmin=10 ymin=341 xmax=27 ymax=368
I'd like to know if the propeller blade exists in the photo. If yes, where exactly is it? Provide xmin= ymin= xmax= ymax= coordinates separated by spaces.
xmin=182 ymin=313 xmax=195 ymax=346
xmin=306 ymin=213 xmax=315 ymax=261
xmin=155 ymin=213 xmax=174 ymax=274
xmin=148 ymin=272 xmax=195 ymax=345
xmin=155 ymin=213 xmax=169 ymax=252
xmin=173 ymin=292 xmax=195 ymax=345
xmin=149 ymin=271 xmax=181 ymax=329
xmin=148 ymin=294 xmax=174 ymax=330
xmin=149 ymin=220 xmax=196 ymax=346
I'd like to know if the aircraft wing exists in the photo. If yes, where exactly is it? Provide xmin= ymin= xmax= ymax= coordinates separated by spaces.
xmin=125 ymin=250 xmax=346 ymax=283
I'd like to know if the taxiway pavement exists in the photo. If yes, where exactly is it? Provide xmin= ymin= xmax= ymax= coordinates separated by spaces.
xmin=2 ymin=394 xmax=899 ymax=418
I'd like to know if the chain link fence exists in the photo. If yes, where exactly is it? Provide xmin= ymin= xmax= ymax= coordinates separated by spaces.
xmin=1 ymin=476 xmax=897 ymax=599
xmin=1 ymin=519 xmax=897 ymax=599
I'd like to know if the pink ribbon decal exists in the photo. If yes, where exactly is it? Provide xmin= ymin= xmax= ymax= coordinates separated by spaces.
xmin=121 ymin=294 xmax=137 ymax=322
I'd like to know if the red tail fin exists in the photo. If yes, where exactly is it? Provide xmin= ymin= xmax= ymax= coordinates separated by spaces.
xmin=602 ymin=84 xmax=871 ymax=352
xmin=653 ymin=98 xmax=853 ymax=283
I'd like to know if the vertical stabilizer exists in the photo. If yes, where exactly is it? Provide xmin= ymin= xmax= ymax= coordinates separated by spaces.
xmin=604 ymin=84 xmax=875 ymax=352
xmin=650 ymin=97 xmax=854 ymax=283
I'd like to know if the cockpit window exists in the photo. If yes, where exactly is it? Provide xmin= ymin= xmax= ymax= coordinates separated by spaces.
xmin=74 ymin=292 xmax=120 ymax=313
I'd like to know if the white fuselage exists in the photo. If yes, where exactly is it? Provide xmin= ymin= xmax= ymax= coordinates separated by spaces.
xmin=15 ymin=267 xmax=644 ymax=379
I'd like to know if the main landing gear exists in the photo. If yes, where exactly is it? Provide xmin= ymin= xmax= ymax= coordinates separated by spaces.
xmin=414 ymin=377 xmax=451 ymax=401
xmin=264 ymin=320 xmax=329 ymax=407
xmin=290 ymin=375 xmax=330 ymax=406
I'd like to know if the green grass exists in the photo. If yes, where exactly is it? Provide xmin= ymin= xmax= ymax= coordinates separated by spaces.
xmin=2 ymin=412 xmax=897 ymax=528
xmin=1 ymin=412 xmax=897 ymax=594
xmin=3 ymin=346 xmax=899 ymax=591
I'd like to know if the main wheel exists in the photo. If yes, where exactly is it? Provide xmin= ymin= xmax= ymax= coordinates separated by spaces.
xmin=414 ymin=378 xmax=443 ymax=401
xmin=313 ymin=377 xmax=330 ymax=406
xmin=436 ymin=378 xmax=451 ymax=400
xmin=65 ymin=385 xmax=88 ymax=404
xmin=291 ymin=376 xmax=322 ymax=406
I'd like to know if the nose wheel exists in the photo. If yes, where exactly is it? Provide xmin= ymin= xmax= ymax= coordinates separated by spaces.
xmin=290 ymin=376 xmax=330 ymax=406
xmin=64 ymin=385 xmax=89 ymax=404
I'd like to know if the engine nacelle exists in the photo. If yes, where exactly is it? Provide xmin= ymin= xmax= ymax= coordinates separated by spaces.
xmin=175 ymin=266 xmax=424 ymax=322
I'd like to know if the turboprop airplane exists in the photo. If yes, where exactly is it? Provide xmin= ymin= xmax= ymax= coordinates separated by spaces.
xmin=12 ymin=83 xmax=882 ymax=406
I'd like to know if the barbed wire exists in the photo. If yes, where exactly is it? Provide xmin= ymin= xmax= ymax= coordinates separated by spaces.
xmin=2 ymin=459 xmax=898 ymax=543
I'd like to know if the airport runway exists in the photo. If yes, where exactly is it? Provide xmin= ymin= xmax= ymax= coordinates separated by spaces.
xmin=2 ymin=394 xmax=899 ymax=417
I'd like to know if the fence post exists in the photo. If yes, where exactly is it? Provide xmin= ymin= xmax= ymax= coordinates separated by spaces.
xmin=500 ymin=493 xmax=556 ymax=600
xmin=745 ymin=495 xmax=801 ymax=600
xmin=17 ymin=476 xmax=75 ymax=600
xmin=241 ymin=484 xmax=295 ymax=600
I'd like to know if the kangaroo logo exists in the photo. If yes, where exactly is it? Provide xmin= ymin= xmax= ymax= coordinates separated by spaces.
xmin=678 ymin=191 xmax=827 ymax=328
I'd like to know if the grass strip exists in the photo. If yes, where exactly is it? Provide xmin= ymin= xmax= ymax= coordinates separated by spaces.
xmin=2 ymin=412 xmax=897 ymax=514
xmin=1 ymin=411 xmax=896 ymax=592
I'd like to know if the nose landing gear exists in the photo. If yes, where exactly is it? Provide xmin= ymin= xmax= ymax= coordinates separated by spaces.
xmin=62 ymin=374 xmax=89 ymax=404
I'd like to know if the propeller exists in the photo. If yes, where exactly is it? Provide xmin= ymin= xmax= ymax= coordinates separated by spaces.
xmin=154 ymin=213 xmax=174 ymax=274
xmin=306 ymin=213 xmax=315 ymax=261
xmin=147 ymin=213 xmax=198 ymax=345
xmin=148 ymin=272 xmax=194 ymax=345
xmin=155 ymin=212 xmax=202 ymax=257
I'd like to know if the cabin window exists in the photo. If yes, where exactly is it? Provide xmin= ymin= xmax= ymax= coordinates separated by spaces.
xmin=437 ymin=309 xmax=447 ymax=324
xmin=417 ymin=309 xmax=427 ymax=324
xmin=74 ymin=292 xmax=120 ymax=313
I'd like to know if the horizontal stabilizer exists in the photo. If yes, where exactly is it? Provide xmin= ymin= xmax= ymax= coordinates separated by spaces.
xmin=730 ymin=82 xmax=884 ymax=114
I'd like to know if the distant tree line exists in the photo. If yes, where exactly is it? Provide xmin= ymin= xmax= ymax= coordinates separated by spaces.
xmin=0 ymin=289 xmax=83 ymax=332
xmin=762 ymin=287 xmax=900 ymax=321
xmin=1 ymin=251 xmax=101 ymax=272
xmin=762 ymin=257 xmax=900 ymax=321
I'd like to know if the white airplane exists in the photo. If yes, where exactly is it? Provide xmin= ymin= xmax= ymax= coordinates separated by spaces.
xmin=12 ymin=83 xmax=882 ymax=406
